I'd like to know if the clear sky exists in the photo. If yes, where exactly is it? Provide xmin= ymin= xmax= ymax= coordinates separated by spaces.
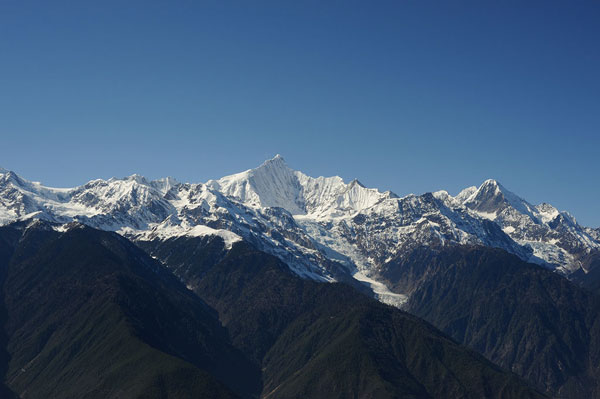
xmin=1 ymin=1 xmax=599 ymax=226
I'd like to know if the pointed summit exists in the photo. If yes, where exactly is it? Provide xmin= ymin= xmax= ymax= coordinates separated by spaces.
xmin=473 ymin=178 xmax=503 ymax=201
xmin=461 ymin=179 xmax=511 ymax=215
xmin=206 ymin=154 xmax=305 ymax=214
xmin=480 ymin=178 xmax=501 ymax=189
xmin=461 ymin=179 xmax=538 ymax=221
xmin=348 ymin=178 xmax=366 ymax=188
xmin=456 ymin=179 xmax=503 ymax=212
xmin=255 ymin=154 xmax=290 ymax=173
xmin=206 ymin=155 xmax=393 ymax=217
xmin=475 ymin=179 xmax=513 ymax=199
xmin=0 ymin=168 xmax=26 ymax=187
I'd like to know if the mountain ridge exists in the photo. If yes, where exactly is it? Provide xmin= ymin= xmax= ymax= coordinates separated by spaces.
xmin=1 ymin=156 xmax=598 ymax=306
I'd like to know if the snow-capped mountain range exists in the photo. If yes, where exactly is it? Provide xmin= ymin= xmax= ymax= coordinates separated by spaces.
xmin=1 ymin=156 xmax=598 ymax=306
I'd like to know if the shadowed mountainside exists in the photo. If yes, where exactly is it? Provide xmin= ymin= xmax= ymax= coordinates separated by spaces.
xmin=0 ymin=221 xmax=259 ymax=399
xmin=143 ymin=237 xmax=545 ymax=398
xmin=379 ymin=245 xmax=600 ymax=398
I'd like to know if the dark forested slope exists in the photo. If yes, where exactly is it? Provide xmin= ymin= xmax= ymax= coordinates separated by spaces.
xmin=380 ymin=245 xmax=600 ymax=398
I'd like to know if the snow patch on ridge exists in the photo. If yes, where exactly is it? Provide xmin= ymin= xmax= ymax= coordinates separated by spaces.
xmin=138 ymin=223 xmax=242 ymax=249
xmin=353 ymin=271 xmax=408 ymax=307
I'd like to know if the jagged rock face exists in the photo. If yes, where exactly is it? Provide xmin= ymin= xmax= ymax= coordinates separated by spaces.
xmin=0 ymin=157 xmax=598 ymax=305
xmin=456 ymin=179 xmax=600 ymax=273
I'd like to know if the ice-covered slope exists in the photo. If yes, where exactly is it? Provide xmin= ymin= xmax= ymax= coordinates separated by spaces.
xmin=0 ymin=170 xmax=174 ymax=229
xmin=0 ymin=157 xmax=598 ymax=306
xmin=206 ymin=154 xmax=394 ymax=218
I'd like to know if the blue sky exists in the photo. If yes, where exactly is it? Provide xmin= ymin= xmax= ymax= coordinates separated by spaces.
xmin=1 ymin=1 xmax=599 ymax=226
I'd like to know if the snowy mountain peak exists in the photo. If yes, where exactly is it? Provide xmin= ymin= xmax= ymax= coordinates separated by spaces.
xmin=258 ymin=154 xmax=288 ymax=169
xmin=451 ymin=179 xmax=600 ymax=272
xmin=0 ymin=169 xmax=21 ymax=184
xmin=349 ymin=178 xmax=365 ymax=188
xmin=475 ymin=178 xmax=504 ymax=197
xmin=455 ymin=186 xmax=477 ymax=202
xmin=207 ymin=154 xmax=304 ymax=213
xmin=255 ymin=154 xmax=292 ymax=175
xmin=460 ymin=179 xmax=506 ymax=217
xmin=536 ymin=203 xmax=560 ymax=223
xmin=432 ymin=190 xmax=451 ymax=202
xmin=482 ymin=178 xmax=501 ymax=187
xmin=460 ymin=179 xmax=536 ymax=220
xmin=121 ymin=174 xmax=149 ymax=185
xmin=206 ymin=156 xmax=397 ymax=218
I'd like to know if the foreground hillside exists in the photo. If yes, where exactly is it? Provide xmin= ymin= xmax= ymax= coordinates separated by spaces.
xmin=0 ymin=220 xmax=543 ymax=398
xmin=0 ymin=221 xmax=256 ymax=398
